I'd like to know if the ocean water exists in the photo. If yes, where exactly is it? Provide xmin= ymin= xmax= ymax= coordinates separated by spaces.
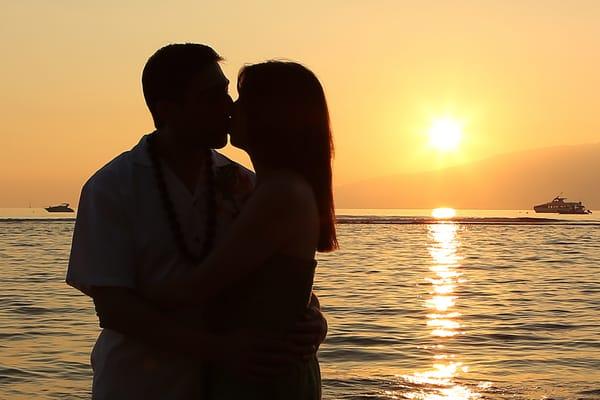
xmin=1 ymin=209 xmax=599 ymax=399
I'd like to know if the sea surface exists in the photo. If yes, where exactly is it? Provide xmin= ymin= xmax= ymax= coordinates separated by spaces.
xmin=1 ymin=208 xmax=599 ymax=399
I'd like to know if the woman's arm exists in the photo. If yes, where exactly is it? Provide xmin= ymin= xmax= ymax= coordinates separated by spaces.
xmin=143 ymin=177 xmax=314 ymax=307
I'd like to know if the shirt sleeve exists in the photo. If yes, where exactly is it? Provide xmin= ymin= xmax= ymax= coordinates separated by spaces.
xmin=66 ymin=173 xmax=136 ymax=296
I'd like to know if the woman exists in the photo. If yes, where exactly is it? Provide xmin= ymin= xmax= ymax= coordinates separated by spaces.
xmin=145 ymin=61 xmax=337 ymax=399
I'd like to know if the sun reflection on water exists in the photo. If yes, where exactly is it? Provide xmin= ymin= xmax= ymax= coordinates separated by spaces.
xmin=402 ymin=223 xmax=481 ymax=399
xmin=431 ymin=207 xmax=457 ymax=219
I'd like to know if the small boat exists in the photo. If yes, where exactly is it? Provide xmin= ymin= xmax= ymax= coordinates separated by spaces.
xmin=533 ymin=196 xmax=592 ymax=215
xmin=45 ymin=203 xmax=74 ymax=213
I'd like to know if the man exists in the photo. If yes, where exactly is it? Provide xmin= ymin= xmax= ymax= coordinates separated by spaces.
xmin=67 ymin=43 xmax=327 ymax=399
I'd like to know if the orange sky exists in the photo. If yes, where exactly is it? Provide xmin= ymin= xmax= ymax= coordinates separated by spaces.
xmin=1 ymin=1 xmax=599 ymax=207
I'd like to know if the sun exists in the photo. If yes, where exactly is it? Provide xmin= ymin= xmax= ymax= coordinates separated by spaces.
xmin=428 ymin=118 xmax=463 ymax=152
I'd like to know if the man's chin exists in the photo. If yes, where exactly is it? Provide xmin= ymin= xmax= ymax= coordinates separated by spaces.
xmin=229 ymin=136 xmax=248 ymax=152
xmin=189 ymin=133 xmax=227 ymax=150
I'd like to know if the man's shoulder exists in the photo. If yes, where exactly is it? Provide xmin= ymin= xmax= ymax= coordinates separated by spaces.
xmin=85 ymin=152 xmax=133 ymax=190
xmin=84 ymin=138 xmax=146 ymax=194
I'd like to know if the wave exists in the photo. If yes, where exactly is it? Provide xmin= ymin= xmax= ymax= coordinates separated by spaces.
xmin=579 ymin=388 xmax=600 ymax=395
xmin=2 ymin=216 xmax=598 ymax=227
xmin=336 ymin=215 xmax=600 ymax=226
xmin=0 ymin=218 xmax=75 ymax=222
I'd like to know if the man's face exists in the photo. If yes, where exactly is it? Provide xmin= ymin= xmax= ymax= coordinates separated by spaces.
xmin=169 ymin=62 xmax=233 ymax=149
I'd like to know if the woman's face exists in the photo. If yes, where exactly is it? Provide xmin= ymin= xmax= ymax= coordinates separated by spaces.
xmin=229 ymin=98 xmax=249 ymax=151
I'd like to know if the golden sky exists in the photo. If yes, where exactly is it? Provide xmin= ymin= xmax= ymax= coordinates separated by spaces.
xmin=1 ymin=1 xmax=599 ymax=207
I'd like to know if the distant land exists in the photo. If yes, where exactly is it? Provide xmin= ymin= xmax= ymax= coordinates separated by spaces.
xmin=335 ymin=142 xmax=600 ymax=210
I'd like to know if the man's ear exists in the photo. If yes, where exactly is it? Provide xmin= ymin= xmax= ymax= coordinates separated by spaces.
xmin=154 ymin=100 xmax=176 ymax=127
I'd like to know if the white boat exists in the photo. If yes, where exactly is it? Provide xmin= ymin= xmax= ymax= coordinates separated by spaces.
xmin=533 ymin=196 xmax=591 ymax=215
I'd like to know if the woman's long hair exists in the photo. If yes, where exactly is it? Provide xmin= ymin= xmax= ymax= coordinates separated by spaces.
xmin=238 ymin=61 xmax=338 ymax=252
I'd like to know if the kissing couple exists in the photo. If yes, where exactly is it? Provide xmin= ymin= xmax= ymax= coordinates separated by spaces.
xmin=67 ymin=43 xmax=336 ymax=399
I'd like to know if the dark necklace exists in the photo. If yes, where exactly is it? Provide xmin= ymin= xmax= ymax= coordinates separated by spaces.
xmin=147 ymin=132 xmax=216 ymax=264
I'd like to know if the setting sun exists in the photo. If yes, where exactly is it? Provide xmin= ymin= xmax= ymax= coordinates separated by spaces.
xmin=428 ymin=118 xmax=463 ymax=152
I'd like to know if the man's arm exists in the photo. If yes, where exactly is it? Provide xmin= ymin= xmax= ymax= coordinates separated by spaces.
xmin=93 ymin=286 xmax=297 ymax=376
xmin=91 ymin=286 xmax=210 ymax=357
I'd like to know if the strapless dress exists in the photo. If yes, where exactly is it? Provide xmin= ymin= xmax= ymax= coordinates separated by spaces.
xmin=202 ymin=253 xmax=321 ymax=400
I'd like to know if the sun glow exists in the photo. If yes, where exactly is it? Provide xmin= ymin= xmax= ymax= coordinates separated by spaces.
xmin=428 ymin=118 xmax=463 ymax=152
xmin=432 ymin=207 xmax=457 ymax=219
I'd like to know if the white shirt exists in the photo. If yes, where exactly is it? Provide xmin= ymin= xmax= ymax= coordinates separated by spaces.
xmin=66 ymin=134 xmax=255 ymax=399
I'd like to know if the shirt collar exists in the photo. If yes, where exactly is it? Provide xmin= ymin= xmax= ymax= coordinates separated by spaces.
xmin=131 ymin=134 xmax=153 ymax=167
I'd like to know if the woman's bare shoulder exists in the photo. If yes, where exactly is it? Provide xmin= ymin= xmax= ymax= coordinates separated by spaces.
xmin=255 ymin=171 xmax=316 ymax=214
xmin=257 ymin=172 xmax=319 ymax=255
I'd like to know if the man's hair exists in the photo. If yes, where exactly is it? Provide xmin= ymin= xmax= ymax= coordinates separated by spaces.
xmin=142 ymin=43 xmax=223 ymax=128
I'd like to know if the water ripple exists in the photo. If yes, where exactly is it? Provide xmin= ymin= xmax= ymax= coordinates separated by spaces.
xmin=1 ymin=219 xmax=599 ymax=398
